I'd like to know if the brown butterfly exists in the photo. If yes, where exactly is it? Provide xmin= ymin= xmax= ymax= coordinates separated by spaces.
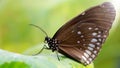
xmin=30 ymin=2 xmax=116 ymax=65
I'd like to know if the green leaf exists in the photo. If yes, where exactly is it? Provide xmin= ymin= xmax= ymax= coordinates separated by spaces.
xmin=0 ymin=44 xmax=94 ymax=68
xmin=0 ymin=62 xmax=30 ymax=68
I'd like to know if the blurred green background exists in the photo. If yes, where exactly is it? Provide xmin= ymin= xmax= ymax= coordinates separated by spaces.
xmin=0 ymin=0 xmax=120 ymax=68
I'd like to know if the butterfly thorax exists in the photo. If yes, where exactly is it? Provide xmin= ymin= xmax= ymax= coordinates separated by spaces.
xmin=45 ymin=37 xmax=59 ymax=52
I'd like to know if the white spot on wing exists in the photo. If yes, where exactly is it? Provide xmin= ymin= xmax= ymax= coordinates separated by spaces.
xmin=80 ymin=59 xmax=85 ymax=63
xmin=82 ymin=56 xmax=87 ymax=61
xmin=98 ymin=31 xmax=101 ymax=34
xmin=77 ymin=31 xmax=81 ymax=34
xmin=92 ymin=54 xmax=95 ymax=58
xmin=103 ymin=35 xmax=107 ymax=38
xmin=81 ymin=12 xmax=85 ymax=15
xmin=83 ymin=44 xmax=86 ymax=46
xmin=98 ymin=38 xmax=102 ymax=41
xmin=95 ymin=28 xmax=98 ymax=30
xmin=89 ymin=58 xmax=92 ymax=62
xmin=92 ymin=32 xmax=97 ymax=36
xmin=96 ymin=42 xmax=100 ymax=45
xmin=88 ymin=27 xmax=92 ymax=30
xmin=89 ymin=44 xmax=95 ymax=48
xmin=97 ymin=47 xmax=100 ymax=49
xmin=84 ymin=53 xmax=89 ymax=58
xmin=84 ymin=63 xmax=87 ymax=65
xmin=102 ymin=39 xmax=105 ymax=42
xmin=94 ymin=50 xmax=97 ymax=54
xmin=77 ymin=41 xmax=80 ymax=43
xmin=86 ymin=61 xmax=90 ymax=64
xmin=91 ymin=38 xmax=97 ymax=42
xmin=81 ymin=35 xmax=84 ymax=38
xmin=80 ymin=48 xmax=82 ymax=50
xmin=97 ymin=35 xmax=101 ymax=37
xmin=88 ymin=47 xmax=93 ymax=51
xmin=85 ymin=50 xmax=92 ymax=55
xmin=105 ymin=30 xmax=107 ymax=33
xmin=71 ymin=30 xmax=74 ymax=33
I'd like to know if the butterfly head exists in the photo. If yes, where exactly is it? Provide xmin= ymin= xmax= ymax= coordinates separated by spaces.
xmin=45 ymin=37 xmax=59 ymax=52
xmin=45 ymin=36 xmax=51 ymax=43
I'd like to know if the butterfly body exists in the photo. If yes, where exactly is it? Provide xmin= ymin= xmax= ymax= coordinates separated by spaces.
xmin=45 ymin=37 xmax=59 ymax=52
xmin=43 ymin=2 xmax=116 ymax=66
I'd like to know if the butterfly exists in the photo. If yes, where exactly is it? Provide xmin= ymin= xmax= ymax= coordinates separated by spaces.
xmin=30 ymin=2 xmax=116 ymax=66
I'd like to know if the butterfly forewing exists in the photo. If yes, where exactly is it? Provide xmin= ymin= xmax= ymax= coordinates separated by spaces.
xmin=52 ymin=2 xmax=116 ymax=65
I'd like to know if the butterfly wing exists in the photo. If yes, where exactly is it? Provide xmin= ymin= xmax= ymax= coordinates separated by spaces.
xmin=53 ymin=2 xmax=116 ymax=65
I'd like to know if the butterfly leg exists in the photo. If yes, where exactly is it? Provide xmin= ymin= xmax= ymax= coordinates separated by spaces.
xmin=56 ymin=48 xmax=60 ymax=61
xmin=33 ymin=44 xmax=48 ymax=55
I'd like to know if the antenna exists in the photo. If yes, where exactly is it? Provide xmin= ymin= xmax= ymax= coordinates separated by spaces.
xmin=29 ymin=24 xmax=48 ymax=37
